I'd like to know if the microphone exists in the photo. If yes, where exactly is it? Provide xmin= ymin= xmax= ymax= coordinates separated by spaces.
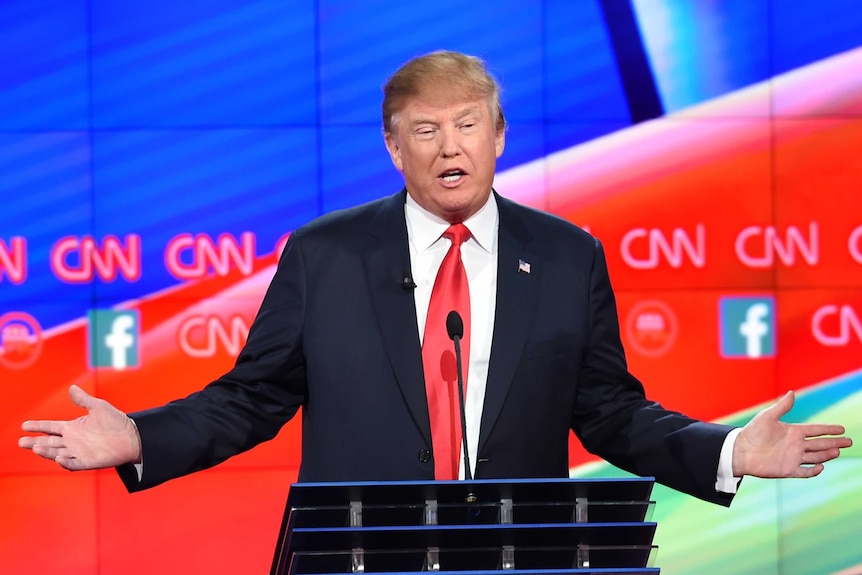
xmin=446 ymin=310 xmax=476 ymax=502
xmin=400 ymin=268 xmax=417 ymax=291
xmin=446 ymin=310 xmax=463 ymax=340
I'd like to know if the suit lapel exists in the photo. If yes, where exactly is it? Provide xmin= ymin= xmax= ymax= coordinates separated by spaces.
xmin=363 ymin=191 xmax=431 ymax=445
xmin=478 ymin=194 xmax=539 ymax=453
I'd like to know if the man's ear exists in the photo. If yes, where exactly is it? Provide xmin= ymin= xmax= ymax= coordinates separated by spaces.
xmin=495 ymin=128 xmax=506 ymax=158
xmin=384 ymin=132 xmax=403 ymax=171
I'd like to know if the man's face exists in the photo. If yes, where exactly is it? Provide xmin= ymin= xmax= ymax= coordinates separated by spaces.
xmin=384 ymin=96 xmax=505 ymax=223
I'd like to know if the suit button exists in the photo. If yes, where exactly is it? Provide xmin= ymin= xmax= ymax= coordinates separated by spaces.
xmin=418 ymin=449 xmax=431 ymax=463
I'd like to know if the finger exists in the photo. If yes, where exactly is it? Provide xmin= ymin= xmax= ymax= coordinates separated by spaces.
xmin=56 ymin=456 xmax=85 ymax=472
xmin=31 ymin=443 xmax=64 ymax=461
xmin=798 ymin=424 xmax=848 ymax=439
xmin=69 ymin=384 xmax=97 ymax=411
xmin=20 ymin=420 xmax=67 ymax=435
xmin=793 ymin=463 xmax=824 ymax=479
xmin=804 ymin=436 xmax=853 ymax=451
xmin=802 ymin=448 xmax=842 ymax=465
xmin=18 ymin=436 xmax=36 ymax=449
xmin=27 ymin=431 xmax=70 ymax=452
xmin=765 ymin=390 xmax=795 ymax=419
xmin=37 ymin=435 xmax=66 ymax=449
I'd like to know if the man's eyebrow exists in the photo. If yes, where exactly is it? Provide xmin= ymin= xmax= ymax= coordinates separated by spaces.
xmin=454 ymin=106 xmax=482 ymax=119
xmin=408 ymin=106 xmax=482 ymax=127
xmin=409 ymin=116 xmax=438 ymax=126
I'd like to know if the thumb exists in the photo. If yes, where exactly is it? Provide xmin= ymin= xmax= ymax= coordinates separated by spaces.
xmin=69 ymin=384 xmax=98 ymax=411
xmin=766 ymin=390 xmax=795 ymax=420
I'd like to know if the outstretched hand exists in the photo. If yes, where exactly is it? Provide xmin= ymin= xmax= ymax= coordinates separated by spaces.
xmin=18 ymin=385 xmax=142 ymax=471
xmin=733 ymin=390 xmax=852 ymax=479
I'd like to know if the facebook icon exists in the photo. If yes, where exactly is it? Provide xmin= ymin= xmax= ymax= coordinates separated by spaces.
xmin=719 ymin=297 xmax=776 ymax=359
xmin=88 ymin=309 xmax=140 ymax=369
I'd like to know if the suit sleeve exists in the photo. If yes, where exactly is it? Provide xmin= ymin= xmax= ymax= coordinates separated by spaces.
xmin=570 ymin=239 xmax=735 ymax=506
xmin=117 ymin=232 xmax=310 ymax=492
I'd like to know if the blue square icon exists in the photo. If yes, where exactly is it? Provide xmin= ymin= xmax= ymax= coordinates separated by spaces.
xmin=88 ymin=309 xmax=140 ymax=369
xmin=719 ymin=297 xmax=776 ymax=359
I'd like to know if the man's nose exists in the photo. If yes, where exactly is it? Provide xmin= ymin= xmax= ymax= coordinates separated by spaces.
xmin=439 ymin=127 xmax=461 ymax=157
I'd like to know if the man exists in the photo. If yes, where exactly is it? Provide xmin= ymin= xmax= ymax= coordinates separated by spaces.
xmin=19 ymin=51 xmax=850 ymax=506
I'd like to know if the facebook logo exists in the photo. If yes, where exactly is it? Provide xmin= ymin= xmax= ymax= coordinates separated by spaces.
xmin=88 ymin=310 xmax=140 ymax=369
xmin=719 ymin=297 xmax=776 ymax=358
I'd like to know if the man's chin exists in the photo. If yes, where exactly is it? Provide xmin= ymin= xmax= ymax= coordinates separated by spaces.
xmin=437 ymin=202 xmax=481 ymax=224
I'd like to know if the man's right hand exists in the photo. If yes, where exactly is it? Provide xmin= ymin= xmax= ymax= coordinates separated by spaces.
xmin=18 ymin=385 xmax=142 ymax=471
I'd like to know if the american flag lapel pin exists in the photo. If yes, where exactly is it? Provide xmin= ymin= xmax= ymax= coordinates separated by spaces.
xmin=518 ymin=259 xmax=531 ymax=274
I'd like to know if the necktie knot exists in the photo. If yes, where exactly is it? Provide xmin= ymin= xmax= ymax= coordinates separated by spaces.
xmin=444 ymin=223 xmax=471 ymax=247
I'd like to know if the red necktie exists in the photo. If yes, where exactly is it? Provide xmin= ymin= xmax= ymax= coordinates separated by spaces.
xmin=422 ymin=223 xmax=471 ymax=480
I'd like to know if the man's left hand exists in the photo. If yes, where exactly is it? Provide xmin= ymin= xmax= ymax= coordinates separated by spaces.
xmin=733 ymin=390 xmax=853 ymax=478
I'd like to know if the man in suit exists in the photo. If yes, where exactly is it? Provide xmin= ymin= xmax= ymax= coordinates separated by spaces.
xmin=19 ymin=51 xmax=850 ymax=506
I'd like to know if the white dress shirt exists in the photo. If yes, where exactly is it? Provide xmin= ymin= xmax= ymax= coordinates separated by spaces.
xmin=405 ymin=192 xmax=498 ymax=479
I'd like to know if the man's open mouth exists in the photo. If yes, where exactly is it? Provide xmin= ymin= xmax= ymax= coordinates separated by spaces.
xmin=440 ymin=169 xmax=466 ymax=182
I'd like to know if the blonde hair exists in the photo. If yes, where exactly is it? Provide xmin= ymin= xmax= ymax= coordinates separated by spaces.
xmin=382 ymin=50 xmax=505 ymax=134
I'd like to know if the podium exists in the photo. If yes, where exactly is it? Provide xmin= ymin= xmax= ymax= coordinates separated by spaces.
xmin=270 ymin=477 xmax=659 ymax=574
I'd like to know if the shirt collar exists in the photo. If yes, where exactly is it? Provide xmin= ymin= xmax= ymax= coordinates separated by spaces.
xmin=405 ymin=191 xmax=498 ymax=254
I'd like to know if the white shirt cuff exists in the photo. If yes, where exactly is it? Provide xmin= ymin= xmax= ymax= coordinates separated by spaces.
xmin=129 ymin=417 xmax=143 ymax=482
xmin=716 ymin=427 xmax=743 ymax=493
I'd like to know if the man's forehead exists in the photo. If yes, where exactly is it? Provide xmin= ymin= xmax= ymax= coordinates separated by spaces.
xmin=403 ymin=98 xmax=487 ymax=122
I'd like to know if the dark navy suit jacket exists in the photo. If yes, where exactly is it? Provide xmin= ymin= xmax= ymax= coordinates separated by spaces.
xmin=119 ymin=190 xmax=734 ymax=506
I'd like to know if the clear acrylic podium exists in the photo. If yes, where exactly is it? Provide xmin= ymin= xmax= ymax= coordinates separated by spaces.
xmin=270 ymin=477 xmax=659 ymax=574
